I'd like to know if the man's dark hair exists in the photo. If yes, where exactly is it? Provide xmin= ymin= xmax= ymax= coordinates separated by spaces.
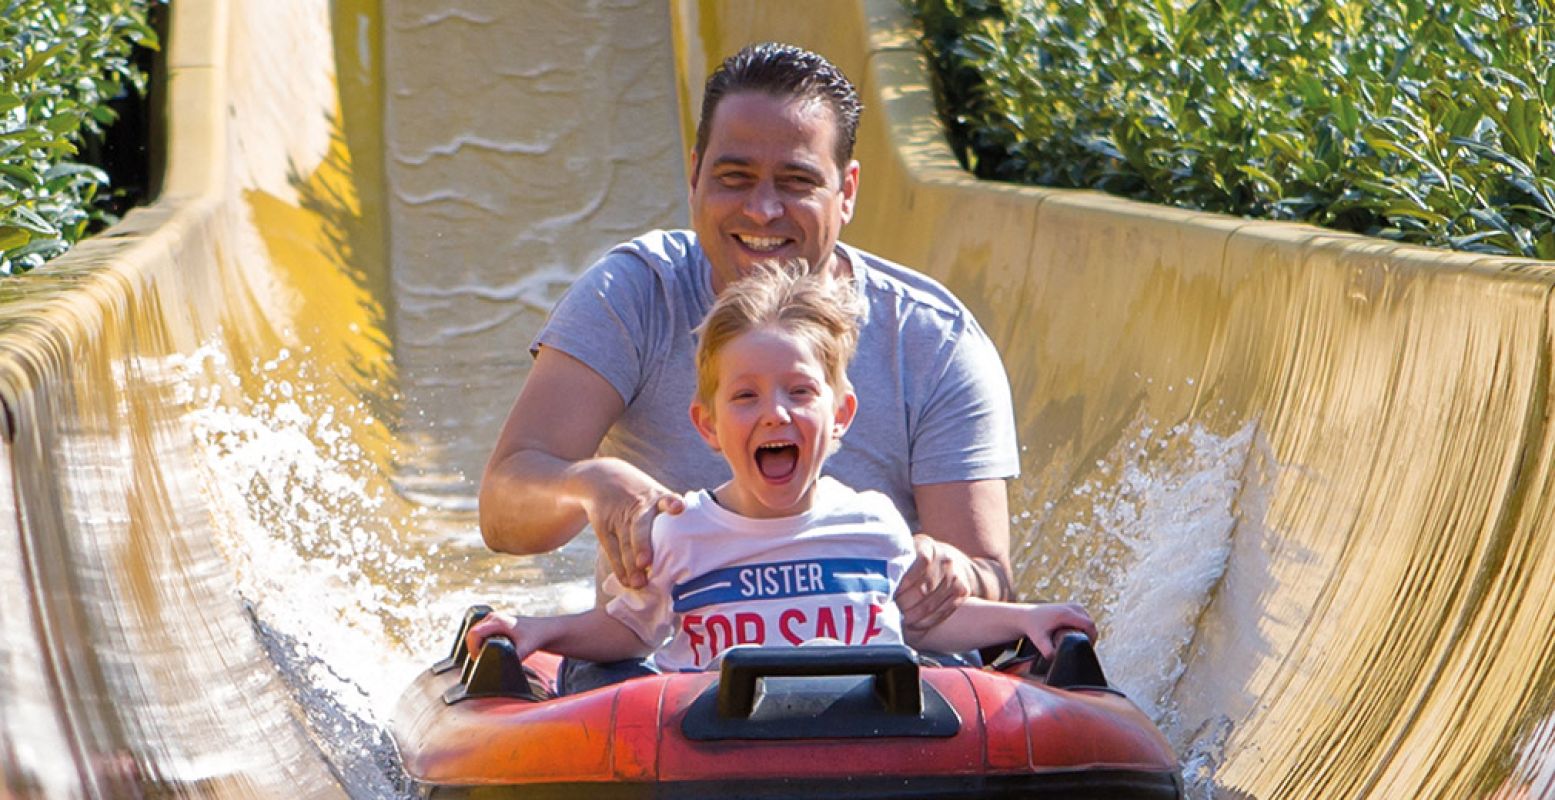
xmin=694 ymin=42 xmax=863 ymax=173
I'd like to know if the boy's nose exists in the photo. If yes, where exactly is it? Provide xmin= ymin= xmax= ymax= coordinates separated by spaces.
xmin=762 ymin=401 xmax=792 ymax=425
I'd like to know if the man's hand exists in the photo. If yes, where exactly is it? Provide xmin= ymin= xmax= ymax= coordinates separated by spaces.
xmin=573 ymin=458 xmax=685 ymax=588
xmin=896 ymin=534 xmax=979 ymax=632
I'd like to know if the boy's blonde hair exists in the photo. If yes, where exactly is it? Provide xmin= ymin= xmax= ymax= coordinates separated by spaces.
xmin=695 ymin=260 xmax=862 ymax=408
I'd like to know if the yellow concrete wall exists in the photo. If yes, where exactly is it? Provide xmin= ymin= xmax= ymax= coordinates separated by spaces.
xmin=673 ymin=2 xmax=1555 ymax=797
xmin=4 ymin=0 xmax=1553 ymax=795
xmin=0 ymin=1 xmax=352 ymax=794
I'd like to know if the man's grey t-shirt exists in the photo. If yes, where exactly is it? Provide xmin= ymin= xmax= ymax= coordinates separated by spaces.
xmin=530 ymin=229 xmax=1018 ymax=532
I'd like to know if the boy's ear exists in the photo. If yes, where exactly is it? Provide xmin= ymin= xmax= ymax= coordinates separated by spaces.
xmin=833 ymin=390 xmax=858 ymax=437
xmin=689 ymin=400 xmax=721 ymax=452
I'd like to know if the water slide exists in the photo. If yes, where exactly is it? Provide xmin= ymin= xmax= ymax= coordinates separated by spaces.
xmin=2 ymin=0 xmax=1552 ymax=797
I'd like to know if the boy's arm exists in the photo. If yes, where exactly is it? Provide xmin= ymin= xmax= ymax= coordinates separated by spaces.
xmin=906 ymin=598 xmax=1096 ymax=659
xmin=466 ymin=607 xmax=654 ymax=663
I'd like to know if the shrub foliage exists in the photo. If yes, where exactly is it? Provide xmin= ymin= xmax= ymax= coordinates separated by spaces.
xmin=1 ymin=0 xmax=158 ymax=275
xmin=909 ymin=0 xmax=1555 ymax=259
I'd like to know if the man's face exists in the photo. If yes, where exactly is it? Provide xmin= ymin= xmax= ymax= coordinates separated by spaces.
xmin=689 ymin=91 xmax=859 ymax=293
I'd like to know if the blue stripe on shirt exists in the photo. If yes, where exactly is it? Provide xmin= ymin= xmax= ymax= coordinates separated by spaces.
xmin=671 ymin=557 xmax=892 ymax=612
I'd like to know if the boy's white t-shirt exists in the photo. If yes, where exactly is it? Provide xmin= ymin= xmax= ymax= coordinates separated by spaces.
xmin=604 ymin=477 xmax=916 ymax=672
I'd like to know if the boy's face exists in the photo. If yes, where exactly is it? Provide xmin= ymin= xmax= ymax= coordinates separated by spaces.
xmin=690 ymin=324 xmax=856 ymax=519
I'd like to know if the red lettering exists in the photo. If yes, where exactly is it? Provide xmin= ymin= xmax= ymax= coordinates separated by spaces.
xmin=779 ymin=609 xmax=806 ymax=644
xmin=816 ymin=607 xmax=838 ymax=640
xmin=706 ymin=614 xmax=734 ymax=662
xmin=863 ymin=603 xmax=884 ymax=643
xmin=735 ymin=612 xmax=765 ymax=645
xmin=843 ymin=606 xmax=856 ymax=643
xmin=683 ymin=615 xmax=706 ymax=667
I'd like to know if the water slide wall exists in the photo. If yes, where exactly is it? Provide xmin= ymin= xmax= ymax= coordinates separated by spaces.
xmin=676 ymin=3 xmax=1555 ymax=797
xmin=2 ymin=0 xmax=1552 ymax=797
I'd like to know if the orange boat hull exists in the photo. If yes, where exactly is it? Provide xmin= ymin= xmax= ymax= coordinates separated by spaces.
xmin=392 ymin=641 xmax=1182 ymax=798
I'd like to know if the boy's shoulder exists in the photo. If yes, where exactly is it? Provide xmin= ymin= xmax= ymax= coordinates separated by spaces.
xmin=815 ymin=478 xmax=910 ymax=530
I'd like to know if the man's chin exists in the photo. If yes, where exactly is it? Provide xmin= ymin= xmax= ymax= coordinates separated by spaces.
xmin=735 ymin=252 xmax=796 ymax=273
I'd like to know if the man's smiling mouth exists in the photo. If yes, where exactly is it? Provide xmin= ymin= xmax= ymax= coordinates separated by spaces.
xmin=736 ymin=234 xmax=788 ymax=252
xmin=754 ymin=442 xmax=799 ymax=480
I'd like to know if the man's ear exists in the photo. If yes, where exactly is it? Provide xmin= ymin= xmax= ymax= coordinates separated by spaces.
xmin=689 ymin=400 xmax=720 ymax=452
xmin=833 ymin=390 xmax=858 ymax=437
xmin=839 ymin=160 xmax=860 ymax=223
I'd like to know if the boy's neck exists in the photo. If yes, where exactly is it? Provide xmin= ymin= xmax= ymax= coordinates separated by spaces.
xmin=708 ymin=479 xmax=821 ymax=519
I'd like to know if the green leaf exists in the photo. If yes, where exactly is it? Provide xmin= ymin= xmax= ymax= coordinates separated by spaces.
xmin=1236 ymin=164 xmax=1283 ymax=194
xmin=0 ymin=163 xmax=41 ymax=186
xmin=44 ymin=112 xmax=81 ymax=135
xmin=4 ymin=205 xmax=59 ymax=235
xmin=7 ymin=237 xmax=68 ymax=261
xmin=0 ymin=226 xmax=29 ymax=251
xmin=1384 ymin=204 xmax=1448 ymax=226
xmin=43 ymin=163 xmax=109 ymax=184
xmin=16 ymin=43 xmax=70 ymax=83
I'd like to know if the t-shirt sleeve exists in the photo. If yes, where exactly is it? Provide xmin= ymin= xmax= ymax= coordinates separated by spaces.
xmin=531 ymin=249 xmax=659 ymax=408
xmin=603 ymin=577 xmax=672 ymax=648
xmin=910 ymin=321 xmax=1021 ymax=485
xmin=855 ymin=489 xmax=918 ymax=600
xmin=603 ymin=515 xmax=676 ymax=647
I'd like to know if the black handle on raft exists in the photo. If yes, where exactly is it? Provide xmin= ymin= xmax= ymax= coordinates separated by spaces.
xmin=431 ymin=604 xmax=492 ymax=675
xmin=716 ymin=644 xmax=923 ymax=718
xmin=442 ymin=636 xmax=541 ymax=704
xmin=1044 ymin=631 xmax=1111 ymax=691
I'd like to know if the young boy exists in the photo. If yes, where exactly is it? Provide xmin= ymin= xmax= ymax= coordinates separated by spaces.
xmin=468 ymin=264 xmax=1093 ymax=674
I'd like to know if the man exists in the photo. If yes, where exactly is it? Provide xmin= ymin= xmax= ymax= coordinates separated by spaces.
xmin=479 ymin=42 xmax=1019 ymax=637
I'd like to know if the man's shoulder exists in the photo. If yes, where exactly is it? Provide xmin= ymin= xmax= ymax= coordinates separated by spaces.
xmin=602 ymin=229 xmax=704 ymax=280
xmin=843 ymin=243 xmax=969 ymax=323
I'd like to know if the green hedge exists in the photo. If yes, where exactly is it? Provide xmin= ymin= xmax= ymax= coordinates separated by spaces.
xmin=909 ymin=0 xmax=1555 ymax=259
xmin=1 ymin=0 xmax=159 ymax=275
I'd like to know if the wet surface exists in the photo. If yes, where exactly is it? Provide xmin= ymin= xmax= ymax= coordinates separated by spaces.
xmin=3 ymin=1 xmax=1554 ymax=798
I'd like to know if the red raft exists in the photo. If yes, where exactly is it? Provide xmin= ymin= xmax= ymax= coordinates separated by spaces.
xmin=392 ymin=606 xmax=1183 ymax=799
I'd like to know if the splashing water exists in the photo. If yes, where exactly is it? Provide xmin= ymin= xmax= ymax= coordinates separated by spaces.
xmin=1018 ymin=417 xmax=1263 ymax=795
xmin=162 ymin=338 xmax=595 ymax=796
xmin=1096 ymin=422 xmax=1257 ymax=721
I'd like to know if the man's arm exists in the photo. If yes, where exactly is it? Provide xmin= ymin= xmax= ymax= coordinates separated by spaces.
xmin=478 ymin=346 xmax=681 ymax=586
xmin=896 ymin=478 xmax=1013 ymax=632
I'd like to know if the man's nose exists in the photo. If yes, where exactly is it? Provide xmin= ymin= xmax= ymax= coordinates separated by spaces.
xmin=742 ymin=181 xmax=784 ymax=223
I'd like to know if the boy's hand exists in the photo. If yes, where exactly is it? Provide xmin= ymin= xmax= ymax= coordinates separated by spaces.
xmin=465 ymin=612 xmax=548 ymax=663
xmin=898 ymin=534 xmax=975 ymax=632
xmin=1028 ymin=603 xmax=1098 ymax=659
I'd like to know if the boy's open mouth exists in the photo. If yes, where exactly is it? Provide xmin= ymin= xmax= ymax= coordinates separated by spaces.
xmin=754 ymin=442 xmax=799 ymax=480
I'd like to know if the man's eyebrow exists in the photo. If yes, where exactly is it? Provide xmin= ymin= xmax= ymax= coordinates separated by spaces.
xmin=709 ymin=155 xmax=754 ymax=170
xmin=708 ymin=155 xmax=828 ymax=179
xmin=780 ymin=161 xmax=828 ymax=180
